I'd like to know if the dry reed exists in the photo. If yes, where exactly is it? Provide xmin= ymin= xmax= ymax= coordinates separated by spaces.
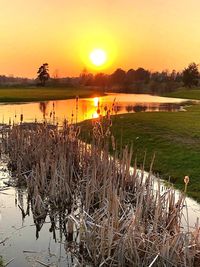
xmin=1 ymin=118 xmax=200 ymax=267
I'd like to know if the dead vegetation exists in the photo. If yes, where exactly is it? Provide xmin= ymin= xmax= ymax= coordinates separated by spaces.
xmin=1 ymin=118 xmax=200 ymax=267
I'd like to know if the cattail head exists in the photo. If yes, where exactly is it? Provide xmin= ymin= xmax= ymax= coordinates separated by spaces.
xmin=20 ymin=114 xmax=23 ymax=123
xmin=184 ymin=175 xmax=190 ymax=185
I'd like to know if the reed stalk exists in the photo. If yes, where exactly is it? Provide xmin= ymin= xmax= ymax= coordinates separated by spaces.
xmin=2 ymin=119 xmax=200 ymax=266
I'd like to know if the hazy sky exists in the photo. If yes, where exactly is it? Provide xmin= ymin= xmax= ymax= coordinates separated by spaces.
xmin=0 ymin=0 xmax=200 ymax=77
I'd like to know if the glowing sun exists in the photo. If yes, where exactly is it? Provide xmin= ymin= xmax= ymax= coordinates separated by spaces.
xmin=89 ymin=48 xmax=107 ymax=67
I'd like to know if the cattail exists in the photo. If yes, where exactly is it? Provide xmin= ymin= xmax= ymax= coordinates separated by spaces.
xmin=184 ymin=175 xmax=190 ymax=185
xmin=2 ymin=120 xmax=200 ymax=266
xmin=184 ymin=175 xmax=190 ymax=193
xmin=111 ymin=135 xmax=115 ymax=151
xmin=20 ymin=114 xmax=23 ymax=123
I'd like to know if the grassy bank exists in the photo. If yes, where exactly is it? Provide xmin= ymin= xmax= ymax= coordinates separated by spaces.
xmin=0 ymin=86 xmax=104 ymax=102
xmin=81 ymin=105 xmax=200 ymax=202
xmin=162 ymin=87 xmax=200 ymax=100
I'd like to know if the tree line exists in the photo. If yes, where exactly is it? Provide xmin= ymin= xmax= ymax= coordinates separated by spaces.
xmin=0 ymin=63 xmax=199 ymax=93
xmin=80 ymin=63 xmax=200 ymax=94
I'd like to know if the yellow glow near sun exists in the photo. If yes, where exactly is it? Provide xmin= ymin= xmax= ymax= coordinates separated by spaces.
xmin=90 ymin=49 xmax=107 ymax=67
xmin=79 ymin=29 xmax=117 ymax=72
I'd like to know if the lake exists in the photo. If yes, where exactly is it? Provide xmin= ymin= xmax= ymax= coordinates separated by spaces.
xmin=0 ymin=93 xmax=190 ymax=125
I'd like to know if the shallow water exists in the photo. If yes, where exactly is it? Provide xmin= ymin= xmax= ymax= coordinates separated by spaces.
xmin=0 ymin=93 xmax=199 ymax=266
xmin=136 ymin=169 xmax=200 ymax=230
xmin=0 ymin=158 xmax=74 ymax=267
xmin=0 ymin=93 xmax=190 ymax=125
xmin=1 ymin=157 xmax=200 ymax=266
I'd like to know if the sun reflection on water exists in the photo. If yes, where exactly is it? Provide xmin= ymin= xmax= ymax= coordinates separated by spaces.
xmin=93 ymin=97 xmax=99 ymax=107
xmin=92 ymin=112 xmax=99 ymax=119
xmin=0 ymin=94 xmax=188 ymax=125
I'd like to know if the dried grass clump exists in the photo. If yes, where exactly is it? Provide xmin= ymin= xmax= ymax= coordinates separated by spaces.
xmin=2 ymin=119 xmax=200 ymax=266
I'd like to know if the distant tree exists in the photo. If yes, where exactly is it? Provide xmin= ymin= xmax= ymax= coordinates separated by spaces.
xmin=110 ymin=68 xmax=126 ymax=86
xmin=126 ymin=69 xmax=136 ymax=85
xmin=79 ymin=68 xmax=94 ymax=86
xmin=79 ymin=68 xmax=88 ymax=84
xmin=93 ymin=73 xmax=108 ymax=88
xmin=159 ymin=70 xmax=169 ymax=82
xmin=52 ymin=69 xmax=59 ymax=80
xmin=170 ymin=70 xmax=177 ymax=81
xmin=37 ymin=63 xmax=50 ymax=86
xmin=182 ymin=63 xmax=199 ymax=87
xmin=134 ymin=68 xmax=150 ymax=82
xmin=151 ymin=71 xmax=162 ymax=82
xmin=175 ymin=72 xmax=183 ymax=82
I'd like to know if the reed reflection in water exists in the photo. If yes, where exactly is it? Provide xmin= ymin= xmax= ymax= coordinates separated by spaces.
xmin=0 ymin=93 xmax=189 ymax=124
xmin=2 ymin=120 xmax=200 ymax=266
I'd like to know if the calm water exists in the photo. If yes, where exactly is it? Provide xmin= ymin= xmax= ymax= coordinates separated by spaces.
xmin=0 ymin=93 xmax=190 ymax=125
xmin=1 ymin=161 xmax=200 ymax=267
xmin=0 ymin=93 xmax=198 ymax=266
xmin=0 ymin=157 xmax=72 ymax=267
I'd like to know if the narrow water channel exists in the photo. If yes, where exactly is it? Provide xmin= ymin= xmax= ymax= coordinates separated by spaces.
xmin=0 ymin=93 xmax=199 ymax=266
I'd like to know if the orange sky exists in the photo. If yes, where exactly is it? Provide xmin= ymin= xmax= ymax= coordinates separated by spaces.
xmin=0 ymin=0 xmax=200 ymax=78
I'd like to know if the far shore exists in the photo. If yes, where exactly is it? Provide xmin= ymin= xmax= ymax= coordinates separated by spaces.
xmin=0 ymin=86 xmax=105 ymax=103
xmin=0 ymin=85 xmax=200 ymax=103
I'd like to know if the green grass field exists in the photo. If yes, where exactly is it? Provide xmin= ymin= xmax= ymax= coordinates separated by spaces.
xmin=81 ymin=103 xmax=200 ymax=202
xmin=162 ymin=87 xmax=200 ymax=100
xmin=0 ymin=86 xmax=104 ymax=102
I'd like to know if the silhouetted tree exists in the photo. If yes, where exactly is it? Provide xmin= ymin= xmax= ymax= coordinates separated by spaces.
xmin=126 ymin=69 xmax=136 ymax=85
xmin=175 ymin=72 xmax=183 ymax=82
xmin=93 ymin=73 xmax=108 ymax=88
xmin=182 ymin=63 xmax=199 ymax=87
xmin=134 ymin=68 xmax=150 ymax=82
xmin=79 ymin=68 xmax=94 ymax=86
xmin=160 ymin=70 xmax=170 ymax=82
xmin=110 ymin=68 xmax=126 ymax=86
xmin=170 ymin=70 xmax=177 ymax=81
xmin=37 ymin=63 xmax=50 ymax=86
xmin=151 ymin=72 xmax=162 ymax=82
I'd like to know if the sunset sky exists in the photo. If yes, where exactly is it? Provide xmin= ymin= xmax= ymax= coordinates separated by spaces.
xmin=1 ymin=0 xmax=200 ymax=78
